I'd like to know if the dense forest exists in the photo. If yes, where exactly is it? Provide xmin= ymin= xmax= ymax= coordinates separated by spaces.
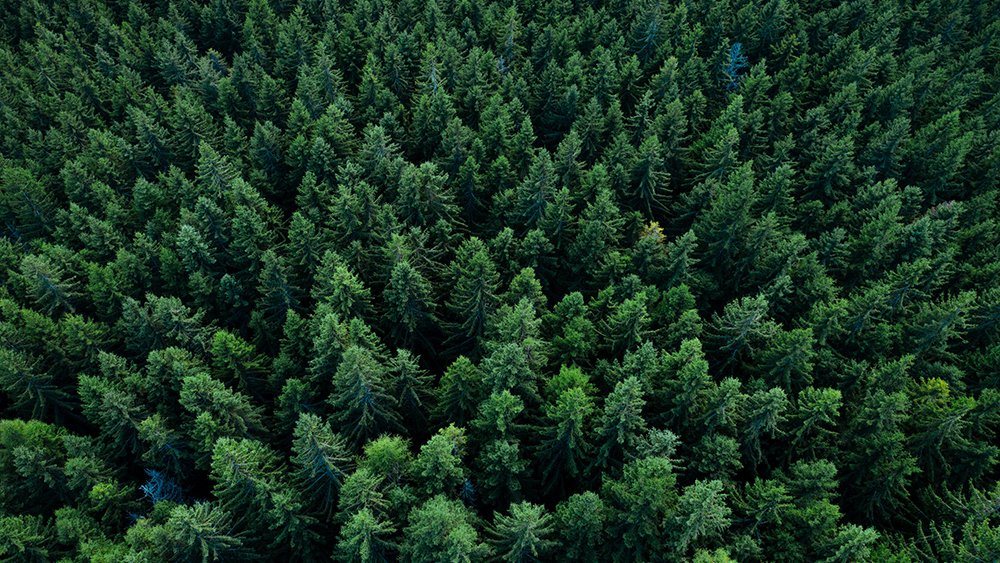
xmin=1 ymin=0 xmax=999 ymax=560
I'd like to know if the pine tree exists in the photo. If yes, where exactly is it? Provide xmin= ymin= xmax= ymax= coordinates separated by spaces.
xmin=178 ymin=372 xmax=265 ymax=468
xmin=536 ymin=386 xmax=594 ymax=497
xmin=591 ymin=376 xmax=648 ymax=475
xmin=153 ymin=502 xmax=253 ymax=563
xmin=709 ymin=294 xmax=776 ymax=370
xmin=336 ymin=508 xmax=398 ymax=563
xmin=400 ymin=495 xmax=488 ymax=563
xmin=567 ymin=185 xmax=624 ymax=280
xmin=481 ymin=343 xmax=541 ymax=405
xmin=661 ymin=338 xmax=712 ymax=430
xmin=291 ymin=413 xmax=352 ymax=520
xmin=515 ymin=150 xmax=557 ymax=231
xmin=389 ymin=349 xmax=433 ymax=437
xmin=628 ymin=135 xmax=670 ymax=219
xmin=601 ymin=290 xmax=653 ymax=356
xmin=0 ymin=348 xmax=71 ymax=422
xmin=314 ymin=262 xmax=374 ymax=323
xmin=491 ymin=502 xmax=558 ymax=563
xmin=328 ymin=346 xmax=402 ymax=450
xmin=396 ymin=161 xmax=459 ymax=229
xmin=126 ymin=105 xmax=174 ymax=174
xmin=554 ymin=492 xmax=607 ymax=563
xmin=170 ymin=90 xmax=218 ymax=171
xmin=433 ymin=357 xmax=483 ymax=429
xmin=119 ymin=294 xmax=211 ymax=354
xmin=674 ymin=479 xmax=732 ymax=553
xmin=210 ymin=436 xmax=279 ymax=526
xmin=210 ymin=329 xmax=267 ymax=399
xmin=257 ymin=248 xmax=301 ymax=332
xmin=476 ymin=438 xmax=529 ymax=509
xmin=755 ymin=328 xmax=816 ymax=391
xmin=602 ymin=456 xmax=678 ymax=562
xmin=77 ymin=372 xmax=145 ymax=458
xmin=19 ymin=253 xmax=78 ymax=317
xmin=358 ymin=435 xmax=414 ymax=489
xmin=740 ymin=387 xmax=789 ymax=468
xmin=383 ymin=260 xmax=438 ymax=349
xmin=337 ymin=468 xmax=389 ymax=524
xmin=413 ymin=427 xmax=468 ymax=500
xmin=445 ymin=238 xmax=499 ymax=360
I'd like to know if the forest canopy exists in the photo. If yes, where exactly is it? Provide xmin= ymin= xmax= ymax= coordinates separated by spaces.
xmin=1 ymin=0 xmax=1000 ymax=561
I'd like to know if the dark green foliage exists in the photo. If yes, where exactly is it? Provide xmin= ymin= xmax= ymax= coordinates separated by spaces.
xmin=0 ymin=348 xmax=71 ymax=422
xmin=336 ymin=508 xmax=397 ymax=563
xmin=490 ymin=502 xmax=558 ymax=563
xmin=536 ymin=387 xmax=594 ymax=497
xmin=0 ymin=0 xmax=998 ymax=559
xmin=433 ymin=357 xmax=483 ymax=429
xmin=389 ymin=349 xmax=432 ymax=436
xmin=445 ymin=237 xmax=499 ymax=360
xmin=291 ymin=413 xmax=352 ymax=520
xmin=602 ymin=456 xmax=678 ymax=562
xmin=151 ymin=502 xmax=252 ymax=563
xmin=591 ymin=376 xmax=647 ymax=475
xmin=554 ymin=492 xmax=607 ymax=563
xmin=400 ymin=495 xmax=487 ymax=563
xmin=328 ymin=346 xmax=402 ymax=450
xmin=119 ymin=293 xmax=211 ymax=354
xmin=413 ymin=425 xmax=468 ymax=500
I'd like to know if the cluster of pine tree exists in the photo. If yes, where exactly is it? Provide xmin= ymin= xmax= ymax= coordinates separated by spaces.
xmin=2 ymin=0 xmax=1000 ymax=561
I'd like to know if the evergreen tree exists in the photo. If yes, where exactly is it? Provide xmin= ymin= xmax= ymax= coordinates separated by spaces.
xmin=602 ymin=456 xmax=678 ymax=562
xmin=291 ymin=413 xmax=352 ymax=520
xmin=0 ymin=348 xmax=71 ymax=422
xmin=328 ymin=346 xmax=403 ymax=450
xmin=257 ymin=248 xmax=301 ymax=332
xmin=536 ymin=386 xmax=594 ymax=497
xmin=591 ymin=376 xmax=648 ymax=475
xmin=490 ymin=502 xmax=558 ymax=563
xmin=179 ymin=372 xmax=265 ymax=468
xmin=445 ymin=238 xmax=499 ymax=360
xmin=434 ymin=357 xmax=484 ymax=429
xmin=674 ymin=479 xmax=732 ymax=553
xmin=400 ymin=495 xmax=488 ymax=563
xmin=336 ymin=508 xmax=397 ymax=563
xmin=413 ymin=427 xmax=468 ymax=500
xmin=554 ymin=492 xmax=607 ymax=563
xmin=18 ymin=253 xmax=78 ymax=317
xmin=383 ymin=259 xmax=438 ymax=349
xmin=153 ymin=502 xmax=253 ymax=563
xmin=628 ymin=135 xmax=671 ymax=219
xmin=389 ymin=349 xmax=433 ymax=437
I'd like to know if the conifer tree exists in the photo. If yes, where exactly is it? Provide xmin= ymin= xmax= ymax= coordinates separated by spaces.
xmin=445 ymin=238 xmax=499 ymax=360
xmin=328 ymin=346 xmax=402 ymax=450
xmin=389 ymin=349 xmax=433 ymax=437
xmin=291 ymin=413 xmax=352 ymax=520
xmin=491 ymin=502 xmax=558 ymax=563
xmin=400 ymin=495 xmax=488 ymax=563
xmin=434 ymin=357 xmax=484 ymax=428
xmin=412 ymin=426 xmax=469 ymax=501
xmin=536 ymin=386 xmax=594 ymax=497
xmin=602 ymin=456 xmax=678 ymax=562
xmin=0 ymin=348 xmax=71 ymax=422
xmin=179 ymin=372 xmax=265 ymax=469
xmin=554 ymin=492 xmax=607 ymax=563
xmin=153 ymin=503 xmax=252 ymax=563
xmin=628 ymin=135 xmax=671 ymax=219
xmin=591 ymin=376 xmax=648 ymax=475
xmin=19 ymin=253 xmax=78 ymax=317
xmin=336 ymin=508 xmax=397 ymax=563
xmin=674 ymin=479 xmax=732 ymax=553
